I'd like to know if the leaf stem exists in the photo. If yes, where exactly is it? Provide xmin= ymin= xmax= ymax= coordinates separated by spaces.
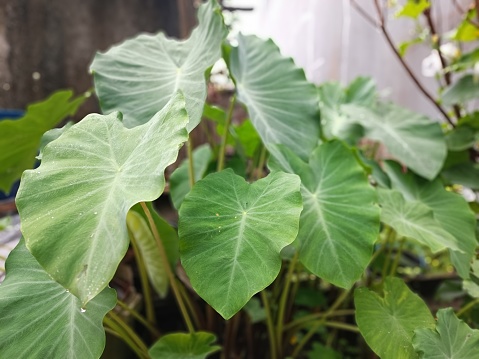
xmin=261 ymin=290 xmax=277 ymax=359
xmin=140 ymin=202 xmax=195 ymax=333
xmin=176 ymin=277 xmax=203 ymax=329
xmin=284 ymin=309 xmax=356 ymax=332
xmin=291 ymin=289 xmax=350 ymax=358
xmin=276 ymin=252 xmax=299 ymax=356
xmin=324 ymin=321 xmax=360 ymax=333
xmin=389 ymin=238 xmax=405 ymax=276
xmin=456 ymin=298 xmax=479 ymax=317
xmin=106 ymin=311 xmax=150 ymax=358
xmin=381 ymin=227 xmax=396 ymax=280
xmin=255 ymin=145 xmax=268 ymax=180
xmin=117 ymin=299 xmax=161 ymax=338
xmin=104 ymin=317 xmax=149 ymax=359
xmin=127 ymin=226 xmax=156 ymax=325
xmin=187 ymin=136 xmax=195 ymax=188
xmin=217 ymin=95 xmax=236 ymax=172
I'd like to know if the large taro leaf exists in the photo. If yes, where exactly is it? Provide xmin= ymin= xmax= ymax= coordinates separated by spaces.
xmin=16 ymin=92 xmax=188 ymax=305
xmin=90 ymin=0 xmax=227 ymax=131
xmin=178 ymin=169 xmax=302 ymax=319
xmin=229 ymin=33 xmax=320 ymax=161
xmin=0 ymin=239 xmax=116 ymax=358
xmin=413 ymin=308 xmax=479 ymax=358
xmin=378 ymin=188 xmax=461 ymax=253
xmin=342 ymin=103 xmax=447 ymax=180
xmin=383 ymin=161 xmax=477 ymax=278
xmin=0 ymin=90 xmax=86 ymax=193
xmin=268 ymin=141 xmax=380 ymax=288
xmin=355 ymin=277 xmax=435 ymax=359
xmin=149 ymin=332 xmax=220 ymax=359
xmin=170 ymin=144 xmax=213 ymax=209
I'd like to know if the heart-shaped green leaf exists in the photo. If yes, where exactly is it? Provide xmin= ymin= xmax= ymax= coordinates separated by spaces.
xmin=229 ymin=34 xmax=320 ymax=161
xmin=170 ymin=144 xmax=213 ymax=209
xmin=179 ymin=169 xmax=302 ymax=319
xmin=0 ymin=239 xmax=116 ymax=358
xmin=0 ymin=90 xmax=86 ymax=193
xmin=355 ymin=277 xmax=435 ymax=359
xmin=90 ymin=0 xmax=227 ymax=130
xmin=269 ymin=141 xmax=380 ymax=288
xmin=383 ymin=161 xmax=477 ymax=278
xmin=16 ymin=92 xmax=188 ymax=305
xmin=413 ymin=308 xmax=479 ymax=358
xmin=342 ymin=103 xmax=447 ymax=180
xmin=378 ymin=188 xmax=461 ymax=253
xmin=149 ymin=332 xmax=220 ymax=359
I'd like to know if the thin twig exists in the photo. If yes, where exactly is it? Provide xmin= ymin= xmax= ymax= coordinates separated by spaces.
xmin=350 ymin=0 xmax=378 ymax=27
xmin=423 ymin=7 xmax=462 ymax=119
xmin=352 ymin=0 xmax=456 ymax=127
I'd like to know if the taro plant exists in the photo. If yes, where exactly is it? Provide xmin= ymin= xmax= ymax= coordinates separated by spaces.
xmin=1 ymin=0 xmax=479 ymax=358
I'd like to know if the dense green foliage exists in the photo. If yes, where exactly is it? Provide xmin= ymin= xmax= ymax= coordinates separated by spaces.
xmin=1 ymin=0 xmax=478 ymax=358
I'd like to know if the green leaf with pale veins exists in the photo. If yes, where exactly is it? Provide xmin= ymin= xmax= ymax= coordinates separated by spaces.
xmin=90 ymin=0 xmax=227 ymax=131
xmin=0 ymin=239 xmax=116 ymax=358
xmin=355 ymin=277 xmax=435 ymax=359
xmin=149 ymin=332 xmax=220 ymax=359
xmin=383 ymin=161 xmax=477 ymax=278
xmin=0 ymin=90 xmax=86 ymax=193
xmin=170 ymin=144 xmax=213 ymax=209
xmin=268 ymin=141 xmax=380 ymax=288
xmin=16 ymin=92 xmax=188 ymax=305
xmin=229 ymin=33 xmax=320 ymax=161
xmin=413 ymin=308 xmax=479 ymax=359
xmin=378 ymin=188 xmax=461 ymax=253
xmin=342 ymin=103 xmax=447 ymax=180
xmin=179 ymin=169 xmax=302 ymax=319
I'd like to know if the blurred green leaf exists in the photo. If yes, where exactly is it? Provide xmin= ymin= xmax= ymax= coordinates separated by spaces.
xmin=395 ymin=0 xmax=430 ymax=19
xmin=149 ymin=332 xmax=220 ymax=359
xmin=452 ymin=9 xmax=479 ymax=42
xmin=443 ymin=75 xmax=479 ymax=106
xmin=243 ymin=297 xmax=266 ymax=323
xmin=445 ymin=125 xmax=477 ymax=151
xmin=0 ymin=90 xmax=86 ymax=193
xmin=308 ymin=343 xmax=342 ymax=359
xmin=442 ymin=163 xmax=479 ymax=189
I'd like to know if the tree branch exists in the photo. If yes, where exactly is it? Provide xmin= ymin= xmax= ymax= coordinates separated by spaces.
xmin=363 ymin=0 xmax=456 ymax=126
